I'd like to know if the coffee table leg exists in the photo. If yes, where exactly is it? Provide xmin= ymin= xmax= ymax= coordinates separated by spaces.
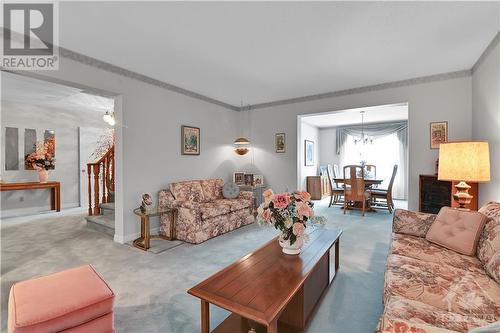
xmin=335 ymin=238 xmax=340 ymax=272
xmin=201 ymin=300 xmax=209 ymax=333
xmin=267 ymin=319 xmax=278 ymax=333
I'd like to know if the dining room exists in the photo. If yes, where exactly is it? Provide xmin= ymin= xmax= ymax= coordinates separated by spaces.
xmin=298 ymin=103 xmax=409 ymax=214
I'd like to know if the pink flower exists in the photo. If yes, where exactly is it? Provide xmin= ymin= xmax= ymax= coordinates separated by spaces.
xmin=297 ymin=201 xmax=313 ymax=218
xmin=272 ymin=193 xmax=291 ymax=209
xmin=292 ymin=222 xmax=305 ymax=236
xmin=261 ymin=209 xmax=271 ymax=222
xmin=294 ymin=191 xmax=311 ymax=202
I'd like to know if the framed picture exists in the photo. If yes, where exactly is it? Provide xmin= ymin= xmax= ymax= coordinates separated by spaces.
xmin=181 ymin=125 xmax=200 ymax=155
xmin=253 ymin=174 xmax=264 ymax=186
xmin=430 ymin=121 xmax=448 ymax=149
xmin=304 ymin=140 xmax=314 ymax=166
xmin=275 ymin=133 xmax=286 ymax=153
xmin=244 ymin=174 xmax=254 ymax=186
xmin=233 ymin=172 xmax=245 ymax=185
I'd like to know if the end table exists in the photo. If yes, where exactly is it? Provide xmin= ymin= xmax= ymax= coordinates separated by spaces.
xmin=132 ymin=207 xmax=177 ymax=251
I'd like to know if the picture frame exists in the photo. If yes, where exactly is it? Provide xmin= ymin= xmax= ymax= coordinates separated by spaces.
xmin=275 ymin=133 xmax=286 ymax=153
xmin=304 ymin=140 xmax=314 ymax=166
xmin=430 ymin=121 xmax=448 ymax=149
xmin=181 ymin=125 xmax=200 ymax=155
xmin=233 ymin=172 xmax=245 ymax=185
xmin=244 ymin=173 xmax=254 ymax=186
xmin=253 ymin=174 xmax=264 ymax=186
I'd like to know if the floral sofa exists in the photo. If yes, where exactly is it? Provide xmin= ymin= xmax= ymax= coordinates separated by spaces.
xmin=158 ymin=179 xmax=254 ymax=244
xmin=376 ymin=202 xmax=500 ymax=333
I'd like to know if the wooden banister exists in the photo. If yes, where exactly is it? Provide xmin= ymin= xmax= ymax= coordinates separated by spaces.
xmin=87 ymin=146 xmax=114 ymax=216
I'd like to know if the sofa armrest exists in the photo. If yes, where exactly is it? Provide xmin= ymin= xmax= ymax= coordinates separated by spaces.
xmin=238 ymin=191 xmax=254 ymax=201
xmin=392 ymin=209 xmax=436 ymax=238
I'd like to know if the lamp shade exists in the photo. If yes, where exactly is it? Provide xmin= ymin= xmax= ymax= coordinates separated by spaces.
xmin=233 ymin=137 xmax=250 ymax=155
xmin=438 ymin=141 xmax=490 ymax=182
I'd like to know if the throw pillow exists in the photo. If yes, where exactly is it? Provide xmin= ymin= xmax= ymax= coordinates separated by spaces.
xmin=222 ymin=182 xmax=240 ymax=199
xmin=425 ymin=207 xmax=488 ymax=256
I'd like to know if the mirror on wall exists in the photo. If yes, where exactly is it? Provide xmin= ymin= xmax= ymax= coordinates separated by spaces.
xmin=24 ymin=128 xmax=36 ymax=170
xmin=5 ymin=127 xmax=19 ymax=170
xmin=44 ymin=130 xmax=55 ymax=169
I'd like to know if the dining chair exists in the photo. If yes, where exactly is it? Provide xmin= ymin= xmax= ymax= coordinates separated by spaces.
xmin=371 ymin=164 xmax=398 ymax=213
xmin=327 ymin=164 xmax=344 ymax=207
xmin=343 ymin=165 xmax=372 ymax=216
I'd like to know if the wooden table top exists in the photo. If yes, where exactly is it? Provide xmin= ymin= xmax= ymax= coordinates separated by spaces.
xmin=188 ymin=228 xmax=342 ymax=326
xmin=0 ymin=181 xmax=60 ymax=191
xmin=333 ymin=178 xmax=383 ymax=185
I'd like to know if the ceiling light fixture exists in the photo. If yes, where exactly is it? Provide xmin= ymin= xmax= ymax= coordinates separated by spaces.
xmin=353 ymin=111 xmax=373 ymax=145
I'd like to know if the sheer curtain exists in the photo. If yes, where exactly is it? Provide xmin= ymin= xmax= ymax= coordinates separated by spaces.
xmin=338 ymin=127 xmax=408 ymax=200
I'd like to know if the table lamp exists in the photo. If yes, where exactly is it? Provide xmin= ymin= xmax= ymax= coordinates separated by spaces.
xmin=438 ymin=141 xmax=490 ymax=209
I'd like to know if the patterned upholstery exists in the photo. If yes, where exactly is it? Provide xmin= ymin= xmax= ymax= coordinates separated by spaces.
xmin=159 ymin=180 xmax=254 ymax=244
xmin=377 ymin=205 xmax=500 ymax=333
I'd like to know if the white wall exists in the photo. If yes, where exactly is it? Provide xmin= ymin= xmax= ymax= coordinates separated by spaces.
xmin=237 ymin=76 xmax=472 ymax=211
xmin=1 ymin=100 xmax=108 ymax=217
xmin=472 ymin=38 xmax=500 ymax=205
xmin=318 ymin=127 xmax=339 ymax=169
xmin=18 ymin=56 xmax=240 ymax=242
xmin=298 ymin=121 xmax=319 ymax=190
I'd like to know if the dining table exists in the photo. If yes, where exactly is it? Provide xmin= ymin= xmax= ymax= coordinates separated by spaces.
xmin=332 ymin=178 xmax=384 ymax=212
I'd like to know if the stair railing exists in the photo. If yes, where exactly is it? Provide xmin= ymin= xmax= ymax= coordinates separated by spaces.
xmin=87 ymin=146 xmax=115 ymax=216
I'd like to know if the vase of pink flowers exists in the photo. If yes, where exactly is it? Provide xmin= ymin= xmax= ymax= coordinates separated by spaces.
xmin=257 ymin=189 xmax=325 ymax=255
xmin=25 ymin=140 xmax=55 ymax=183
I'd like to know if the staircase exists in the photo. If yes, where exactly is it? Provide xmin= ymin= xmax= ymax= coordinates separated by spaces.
xmin=85 ymin=145 xmax=115 ymax=236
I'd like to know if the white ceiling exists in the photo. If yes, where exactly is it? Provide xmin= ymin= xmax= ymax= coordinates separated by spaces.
xmin=1 ymin=72 xmax=114 ymax=113
xmin=302 ymin=103 xmax=408 ymax=128
xmin=53 ymin=2 xmax=500 ymax=106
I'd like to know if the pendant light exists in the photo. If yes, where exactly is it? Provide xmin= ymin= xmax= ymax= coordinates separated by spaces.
xmin=353 ymin=111 xmax=373 ymax=145
xmin=234 ymin=103 xmax=251 ymax=155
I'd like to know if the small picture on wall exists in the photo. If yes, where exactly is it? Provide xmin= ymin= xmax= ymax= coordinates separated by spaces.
xmin=305 ymin=140 xmax=314 ymax=166
xmin=233 ymin=172 xmax=245 ymax=185
xmin=181 ymin=125 xmax=200 ymax=155
xmin=253 ymin=174 xmax=264 ymax=186
xmin=430 ymin=121 xmax=448 ymax=149
xmin=244 ymin=174 xmax=254 ymax=186
xmin=275 ymin=133 xmax=286 ymax=153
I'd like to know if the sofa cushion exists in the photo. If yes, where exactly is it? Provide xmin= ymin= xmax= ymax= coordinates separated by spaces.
xmin=199 ymin=201 xmax=231 ymax=220
xmin=200 ymin=179 xmax=224 ymax=202
xmin=170 ymin=180 xmax=205 ymax=203
xmin=222 ymin=182 xmax=240 ymax=199
xmin=377 ymin=296 xmax=493 ymax=333
xmin=8 ymin=265 xmax=114 ymax=333
xmin=384 ymin=254 xmax=500 ymax=320
xmin=391 ymin=233 xmax=485 ymax=274
xmin=393 ymin=209 xmax=436 ymax=238
xmin=485 ymin=251 xmax=500 ymax=284
xmin=477 ymin=202 xmax=500 ymax=269
xmin=218 ymin=198 xmax=252 ymax=211
xmin=426 ymin=207 xmax=487 ymax=256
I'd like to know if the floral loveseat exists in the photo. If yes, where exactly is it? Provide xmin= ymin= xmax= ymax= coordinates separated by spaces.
xmin=158 ymin=179 xmax=254 ymax=244
xmin=376 ymin=202 xmax=500 ymax=333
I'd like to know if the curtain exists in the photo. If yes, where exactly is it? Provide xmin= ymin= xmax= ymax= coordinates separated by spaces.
xmin=336 ymin=121 xmax=408 ymax=200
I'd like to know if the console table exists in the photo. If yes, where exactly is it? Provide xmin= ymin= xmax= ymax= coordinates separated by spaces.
xmin=189 ymin=228 xmax=342 ymax=333
xmin=0 ymin=181 xmax=61 ymax=212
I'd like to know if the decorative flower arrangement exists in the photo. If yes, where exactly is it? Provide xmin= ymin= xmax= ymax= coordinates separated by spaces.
xmin=257 ymin=189 xmax=325 ymax=254
xmin=25 ymin=138 xmax=55 ymax=170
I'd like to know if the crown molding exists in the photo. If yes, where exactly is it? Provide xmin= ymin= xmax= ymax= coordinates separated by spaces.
xmin=246 ymin=69 xmax=472 ymax=111
xmin=472 ymin=30 xmax=500 ymax=73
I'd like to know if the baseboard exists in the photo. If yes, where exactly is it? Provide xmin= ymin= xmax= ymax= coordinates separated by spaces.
xmin=114 ymin=227 xmax=160 ymax=244
xmin=1 ymin=203 xmax=81 ymax=219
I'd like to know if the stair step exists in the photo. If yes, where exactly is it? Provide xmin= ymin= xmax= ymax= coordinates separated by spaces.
xmin=86 ymin=215 xmax=114 ymax=237
xmin=99 ymin=202 xmax=115 ymax=211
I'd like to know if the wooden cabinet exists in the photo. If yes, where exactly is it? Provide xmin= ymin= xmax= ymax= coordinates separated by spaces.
xmin=307 ymin=176 xmax=331 ymax=200
xmin=419 ymin=174 xmax=478 ymax=214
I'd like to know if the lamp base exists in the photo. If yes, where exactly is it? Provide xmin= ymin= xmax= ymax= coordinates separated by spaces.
xmin=453 ymin=181 xmax=473 ymax=209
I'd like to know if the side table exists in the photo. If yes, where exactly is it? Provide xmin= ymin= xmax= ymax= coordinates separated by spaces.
xmin=238 ymin=184 xmax=266 ymax=209
xmin=132 ymin=207 xmax=177 ymax=251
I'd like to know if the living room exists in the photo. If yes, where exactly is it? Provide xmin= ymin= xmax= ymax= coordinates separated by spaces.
xmin=1 ymin=2 xmax=499 ymax=333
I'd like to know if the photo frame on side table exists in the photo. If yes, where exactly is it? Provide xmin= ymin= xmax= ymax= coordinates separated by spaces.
xmin=275 ymin=133 xmax=286 ymax=153
xmin=181 ymin=125 xmax=200 ymax=155
xmin=305 ymin=140 xmax=314 ymax=166
xmin=253 ymin=175 xmax=264 ymax=186
xmin=244 ymin=174 xmax=254 ymax=186
xmin=430 ymin=121 xmax=448 ymax=149
xmin=233 ymin=172 xmax=245 ymax=185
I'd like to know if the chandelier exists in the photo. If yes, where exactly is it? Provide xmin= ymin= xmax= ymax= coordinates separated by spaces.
xmin=353 ymin=111 xmax=373 ymax=145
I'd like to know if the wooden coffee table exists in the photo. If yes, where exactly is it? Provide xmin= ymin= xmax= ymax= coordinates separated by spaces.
xmin=188 ymin=228 xmax=342 ymax=333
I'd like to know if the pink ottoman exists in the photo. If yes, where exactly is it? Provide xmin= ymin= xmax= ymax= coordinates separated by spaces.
xmin=8 ymin=265 xmax=115 ymax=333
